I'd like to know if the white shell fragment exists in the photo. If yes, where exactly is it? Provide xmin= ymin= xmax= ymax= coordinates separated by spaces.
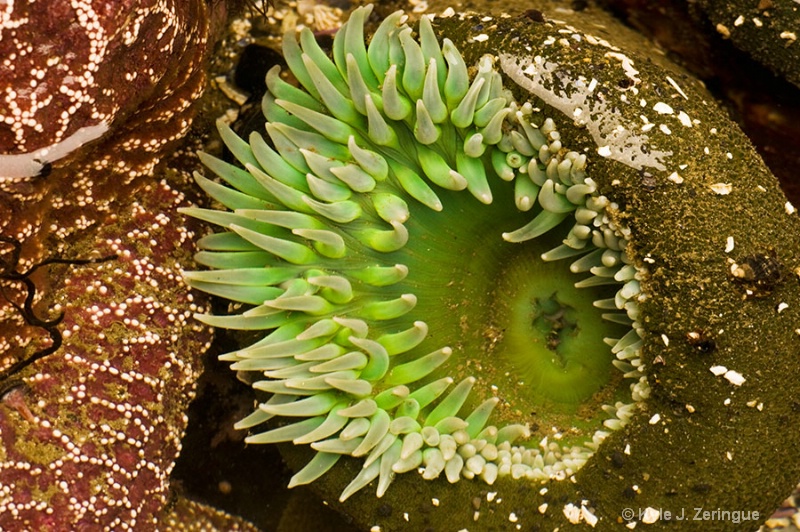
xmin=666 ymin=76 xmax=689 ymax=100
xmin=653 ymin=102 xmax=673 ymax=115
xmin=725 ymin=236 xmax=734 ymax=253
xmin=642 ymin=507 xmax=661 ymax=524
xmin=0 ymin=122 xmax=109 ymax=179
xmin=709 ymin=183 xmax=733 ymax=195
xmin=710 ymin=366 xmax=745 ymax=386
xmin=581 ymin=505 xmax=599 ymax=527
xmin=710 ymin=365 xmax=728 ymax=376
xmin=667 ymin=171 xmax=683 ymax=184
xmin=563 ymin=503 xmax=581 ymax=524
xmin=724 ymin=370 xmax=746 ymax=386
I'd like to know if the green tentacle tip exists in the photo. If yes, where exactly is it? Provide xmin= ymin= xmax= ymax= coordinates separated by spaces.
xmin=185 ymin=3 xmax=650 ymax=504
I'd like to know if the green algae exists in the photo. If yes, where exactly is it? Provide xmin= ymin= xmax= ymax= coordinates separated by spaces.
xmin=697 ymin=0 xmax=800 ymax=89
xmin=13 ymin=436 xmax=64 ymax=468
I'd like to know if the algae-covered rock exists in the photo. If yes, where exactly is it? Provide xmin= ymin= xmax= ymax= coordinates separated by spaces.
xmin=186 ymin=2 xmax=800 ymax=530
xmin=158 ymin=495 xmax=261 ymax=530
xmin=697 ymin=0 xmax=800 ymax=89
xmin=594 ymin=0 xmax=800 ymax=204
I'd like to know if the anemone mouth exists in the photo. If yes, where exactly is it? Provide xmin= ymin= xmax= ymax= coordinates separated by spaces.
xmin=182 ymin=5 xmax=649 ymax=502
xmin=395 ymin=187 xmax=632 ymax=442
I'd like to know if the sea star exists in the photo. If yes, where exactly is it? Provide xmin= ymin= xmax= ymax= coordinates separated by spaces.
xmin=0 ymin=1 xmax=255 ymax=528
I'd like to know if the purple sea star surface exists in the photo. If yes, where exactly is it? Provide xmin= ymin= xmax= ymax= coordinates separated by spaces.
xmin=0 ymin=1 xmax=245 ymax=528
xmin=0 ymin=180 xmax=213 ymax=529
xmin=0 ymin=0 xmax=210 ymax=283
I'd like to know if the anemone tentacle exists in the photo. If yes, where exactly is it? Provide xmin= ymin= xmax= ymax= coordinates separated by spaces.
xmin=183 ymin=4 xmax=650 ymax=502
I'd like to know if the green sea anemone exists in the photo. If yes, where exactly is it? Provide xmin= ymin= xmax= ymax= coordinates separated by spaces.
xmin=184 ymin=4 xmax=800 ymax=530
xmin=185 ymin=3 xmax=644 ymax=499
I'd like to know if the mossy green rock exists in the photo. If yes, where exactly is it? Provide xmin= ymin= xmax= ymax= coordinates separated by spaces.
xmin=277 ymin=4 xmax=800 ymax=530
xmin=697 ymin=0 xmax=800 ymax=89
